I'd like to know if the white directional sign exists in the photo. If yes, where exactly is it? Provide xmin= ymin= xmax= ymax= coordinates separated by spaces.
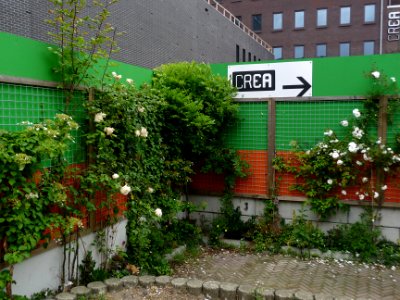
xmin=228 ymin=61 xmax=313 ymax=98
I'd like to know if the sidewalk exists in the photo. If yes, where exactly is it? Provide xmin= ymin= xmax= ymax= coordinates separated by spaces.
xmin=172 ymin=248 xmax=400 ymax=299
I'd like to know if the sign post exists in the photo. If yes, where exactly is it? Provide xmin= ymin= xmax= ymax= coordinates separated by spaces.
xmin=228 ymin=61 xmax=313 ymax=98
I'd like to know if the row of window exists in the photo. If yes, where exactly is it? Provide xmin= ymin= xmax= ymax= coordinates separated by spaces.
xmin=249 ymin=4 xmax=376 ymax=32
xmin=273 ymin=41 xmax=376 ymax=59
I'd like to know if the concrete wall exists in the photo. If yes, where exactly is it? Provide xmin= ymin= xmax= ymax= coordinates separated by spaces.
xmin=190 ymin=195 xmax=400 ymax=242
xmin=0 ymin=0 xmax=273 ymax=69
xmin=10 ymin=220 xmax=127 ymax=297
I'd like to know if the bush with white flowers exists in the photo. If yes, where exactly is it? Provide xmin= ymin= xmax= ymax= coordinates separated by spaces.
xmin=276 ymin=70 xmax=400 ymax=220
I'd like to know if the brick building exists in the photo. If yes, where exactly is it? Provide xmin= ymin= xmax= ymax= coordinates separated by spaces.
xmin=219 ymin=0 xmax=400 ymax=60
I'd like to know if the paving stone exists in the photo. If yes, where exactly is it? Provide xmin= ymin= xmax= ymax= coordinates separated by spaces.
xmin=87 ymin=281 xmax=107 ymax=295
xmin=255 ymin=287 xmax=275 ymax=300
xmin=314 ymin=294 xmax=334 ymax=300
xmin=55 ymin=292 xmax=76 ymax=300
xmin=104 ymin=278 xmax=123 ymax=292
xmin=220 ymin=282 xmax=238 ymax=300
xmin=172 ymin=249 xmax=400 ymax=300
xmin=187 ymin=279 xmax=203 ymax=295
xmin=274 ymin=289 xmax=296 ymax=300
xmin=121 ymin=275 xmax=138 ymax=288
xmin=70 ymin=286 xmax=91 ymax=297
xmin=155 ymin=275 xmax=172 ymax=286
xmin=171 ymin=277 xmax=188 ymax=289
xmin=294 ymin=290 xmax=314 ymax=300
xmin=237 ymin=284 xmax=256 ymax=300
xmin=203 ymin=280 xmax=220 ymax=299
xmin=138 ymin=275 xmax=156 ymax=287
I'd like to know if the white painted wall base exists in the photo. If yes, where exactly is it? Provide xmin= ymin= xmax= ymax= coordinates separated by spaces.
xmin=189 ymin=195 xmax=400 ymax=242
xmin=7 ymin=219 xmax=127 ymax=297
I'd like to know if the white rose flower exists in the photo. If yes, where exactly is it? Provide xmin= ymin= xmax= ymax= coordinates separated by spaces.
xmin=356 ymin=160 xmax=363 ymax=166
xmin=381 ymin=185 xmax=388 ymax=191
xmin=112 ymin=173 xmax=119 ymax=179
xmin=126 ymin=78 xmax=133 ymax=84
xmin=138 ymin=106 xmax=145 ymax=113
xmin=115 ymin=74 xmax=122 ymax=80
xmin=340 ymin=120 xmax=349 ymax=127
xmin=362 ymin=177 xmax=368 ymax=183
xmin=341 ymin=190 xmax=347 ymax=195
xmin=324 ymin=130 xmax=333 ymax=136
xmin=337 ymin=159 xmax=343 ymax=165
xmin=111 ymin=71 xmax=117 ymax=77
xmin=384 ymin=167 xmax=389 ymax=172
xmin=104 ymin=127 xmax=115 ymax=136
xmin=371 ymin=71 xmax=380 ymax=79
xmin=154 ymin=208 xmax=162 ymax=217
xmin=352 ymin=127 xmax=364 ymax=139
xmin=391 ymin=77 xmax=396 ymax=82
xmin=327 ymin=179 xmax=333 ymax=185
xmin=120 ymin=184 xmax=132 ymax=196
xmin=352 ymin=108 xmax=361 ymax=118
xmin=348 ymin=142 xmax=358 ymax=153
xmin=330 ymin=151 xmax=340 ymax=159
xmin=374 ymin=192 xmax=379 ymax=199
xmin=135 ymin=129 xmax=141 ymax=137
xmin=359 ymin=194 xmax=365 ymax=200
xmin=94 ymin=112 xmax=106 ymax=123
xmin=140 ymin=127 xmax=148 ymax=138
xmin=147 ymin=187 xmax=154 ymax=193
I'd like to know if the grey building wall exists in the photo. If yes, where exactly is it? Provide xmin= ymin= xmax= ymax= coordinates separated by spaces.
xmin=0 ymin=0 xmax=273 ymax=68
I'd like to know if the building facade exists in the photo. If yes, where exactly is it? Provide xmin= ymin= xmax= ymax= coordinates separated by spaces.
xmin=0 ymin=0 xmax=273 ymax=69
xmin=219 ymin=0 xmax=400 ymax=59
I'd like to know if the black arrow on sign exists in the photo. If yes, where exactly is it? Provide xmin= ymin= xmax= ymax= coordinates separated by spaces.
xmin=282 ymin=76 xmax=311 ymax=97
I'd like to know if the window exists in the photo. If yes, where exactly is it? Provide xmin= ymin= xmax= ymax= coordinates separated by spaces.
xmin=316 ymin=43 xmax=327 ymax=57
xmin=340 ymin=6 xmax=351 ymax=25
xmin=248 ymin=52 xmax=252 ymax=62
xmin=273 ymin=47 xmax=282 ymax=59
xmin=236 ymin=45 xmax=240 ymax=62
xmin=339 ymin=42 xmax=350 ymax=56
xmin=364 ymin=4 xmax=376 ymax=23
xmin=252 ymin=14 xmax=262 ymax=31
xmin=294 ymin=45 xmax=304 ymax=58
xmin=363 ymin=41 xmax=375 ymax=55
xmin=317 ymin=8 xmax=327 ymax=27
xmin=273 ymin=12 xmax=283 ymax=30
xmin=295 ymin=10 xmax=305 ymax=29
xmin=242 ymin=48 xmax=246 ymax=62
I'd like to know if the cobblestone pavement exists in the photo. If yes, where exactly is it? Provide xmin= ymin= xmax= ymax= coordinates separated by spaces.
xmin=173 ymin=248 xmax=400 ymax=299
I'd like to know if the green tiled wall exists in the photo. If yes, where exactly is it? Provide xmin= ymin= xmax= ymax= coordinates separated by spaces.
xmin=276 ymin=100 xmax=364 ymax=151
xmin=225 ymin=102 xmax=268 ymax=150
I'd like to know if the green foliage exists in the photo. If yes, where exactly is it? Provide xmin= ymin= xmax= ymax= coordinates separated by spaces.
xmin=78 ymin=251 xmax=96 ymax=286
xmin=152 ymin=62 xmax=247 ymax=189
xmin=0 ymin=115 xmax=80 ymax=298
xmin=284 ymin=210 xmax=325 ymax=250
xmin=209 ymin=194 xmax=256 ymax=245
xmin=126 ymin=199 xmax=169 ymax=275
xmin=46 ymin=0 xmax=121 ymax=105
xmin=250 ymin=201 xmax=284 ymax=253
xmin=325 ymin=209 xmax=381 ymax=262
